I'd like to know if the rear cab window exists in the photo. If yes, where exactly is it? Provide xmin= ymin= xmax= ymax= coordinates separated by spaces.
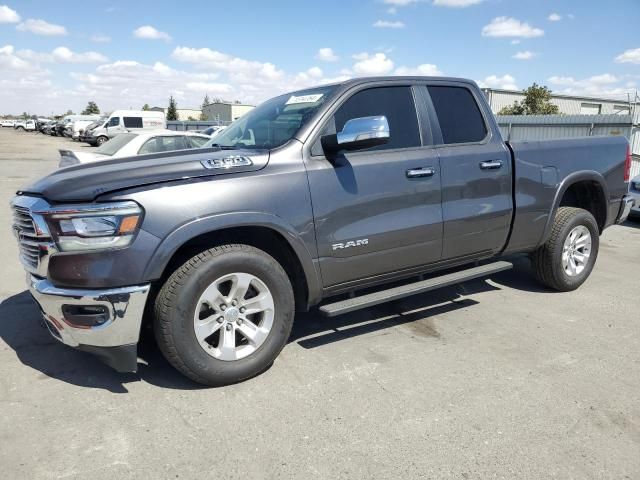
xmin=427 ymin=85 xmax=487 ymax=144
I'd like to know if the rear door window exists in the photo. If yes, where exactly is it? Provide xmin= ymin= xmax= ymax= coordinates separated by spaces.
xmin=123 ymin=116 xmax=143 ymax=128
xmin=427 ymin=86 xmax=487 ymax=144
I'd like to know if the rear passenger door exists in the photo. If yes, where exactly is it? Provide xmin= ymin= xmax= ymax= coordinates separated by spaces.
xmin=305 ymin=84 xmax=443 ymax=287
xmin=424 ymin=84 xmax=512 ymax=259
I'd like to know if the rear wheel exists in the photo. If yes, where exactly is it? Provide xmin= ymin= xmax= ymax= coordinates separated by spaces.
xmin=531 ymin=207 xmax=599 ymax=291
xmin=154 ymin=244 xmax=295 ymax=386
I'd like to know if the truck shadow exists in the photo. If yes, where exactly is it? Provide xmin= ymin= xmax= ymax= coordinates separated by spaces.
xmin=0 ymin=291 xmax=200 ymax=393
xmin=0 ymin=260 xmax=544 ymax=392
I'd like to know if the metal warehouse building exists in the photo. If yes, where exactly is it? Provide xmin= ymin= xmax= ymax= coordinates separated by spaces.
xmin=482 ymin=88 xmax=635 ymax=116
xmin=202 ymin=101 xmax=255 ymax=124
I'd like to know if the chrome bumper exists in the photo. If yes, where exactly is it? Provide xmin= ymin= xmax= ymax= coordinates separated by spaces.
xmin=617 ymin=195 xmax=635 ymax=223
xmin=28 ymin=276 xmax=150 ymax=369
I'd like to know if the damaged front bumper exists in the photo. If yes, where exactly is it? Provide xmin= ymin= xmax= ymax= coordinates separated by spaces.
xmin=28 ymin=275 xmax=150 ymax=372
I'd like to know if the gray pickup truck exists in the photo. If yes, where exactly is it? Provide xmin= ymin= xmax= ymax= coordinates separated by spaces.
xmin=11 ymin=77 xmax=634 ymax=386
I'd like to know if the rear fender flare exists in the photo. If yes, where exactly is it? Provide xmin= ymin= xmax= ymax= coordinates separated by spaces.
xmin=539 ymin=170 xmax=609 ymax=246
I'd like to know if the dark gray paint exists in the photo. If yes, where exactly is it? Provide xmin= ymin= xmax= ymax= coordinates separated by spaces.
xmin=15 ymin=76 xmax=630 ymax=308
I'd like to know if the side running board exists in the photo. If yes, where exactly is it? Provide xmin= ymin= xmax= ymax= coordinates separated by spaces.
xmin=319 ymin=261 xmax=513 ymax=317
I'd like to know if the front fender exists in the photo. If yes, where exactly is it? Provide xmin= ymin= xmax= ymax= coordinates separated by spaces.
xmin=143 ymin=211 xmax=323 ymax=307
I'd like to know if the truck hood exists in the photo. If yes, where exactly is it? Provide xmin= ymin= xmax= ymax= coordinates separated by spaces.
xmin=20 ymin=148 xmax=269 ymax=202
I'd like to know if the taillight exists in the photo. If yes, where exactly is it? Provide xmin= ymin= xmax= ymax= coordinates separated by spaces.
xmin=624 ymin=144 xmax=631 ymax=182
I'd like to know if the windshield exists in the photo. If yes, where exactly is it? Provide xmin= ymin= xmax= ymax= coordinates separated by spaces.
xmin=203 ymin=85 xmax=336 ymax=150
xmin=94 ymin=133 xmax=137 ymax=156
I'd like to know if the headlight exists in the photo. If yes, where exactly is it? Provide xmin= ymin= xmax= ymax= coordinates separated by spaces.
xmin=39 ymin=201 xmax=143 ymax=252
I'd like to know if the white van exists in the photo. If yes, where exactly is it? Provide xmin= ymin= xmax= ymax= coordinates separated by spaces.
xmin=88 ymin=110 xmax=166 ymax=146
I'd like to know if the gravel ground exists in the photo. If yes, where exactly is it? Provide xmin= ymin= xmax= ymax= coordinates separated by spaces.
xmin=0 ymin=128 xmax=639 ymax=480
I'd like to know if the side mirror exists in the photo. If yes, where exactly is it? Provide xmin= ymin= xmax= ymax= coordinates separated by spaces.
xmin=322 ymin=115 xmax=390 ymax=155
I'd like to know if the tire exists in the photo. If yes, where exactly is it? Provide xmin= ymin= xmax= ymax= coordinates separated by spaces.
xmin=531 ymin=207 xmax=599 ymax=291
xmin=96 ymin=136 xmax=108 ymax=146
xmin=17 ymin=126 xmax=24 ymax=131
xmin=154 ymin=244 xmax=295 ymax=386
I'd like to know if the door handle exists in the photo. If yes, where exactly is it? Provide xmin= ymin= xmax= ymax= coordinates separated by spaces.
xmin=480 ymin=160 xmax=503 ymax=170
xmin=406 ymin=167 xmax=435 ymax=179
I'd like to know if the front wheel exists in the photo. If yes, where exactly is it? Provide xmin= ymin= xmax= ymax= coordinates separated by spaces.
xmin=95 ymin=136 xmax=108 ymax=146
xmin=154 ymin=244 xmax=295 ymax=386
xmin=531 ymin=207 xmax=599 ymax=291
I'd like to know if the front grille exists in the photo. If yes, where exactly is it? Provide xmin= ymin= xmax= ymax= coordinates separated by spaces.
xmin=12 ymin=206 xmax=36 ymax=236
xmin=11 ymin=201 xmax=52 ymax=274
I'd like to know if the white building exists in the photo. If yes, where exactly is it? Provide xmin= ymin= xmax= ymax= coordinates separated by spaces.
xmin=202 ymin=102 xmax=254 ymax=124
xmin=482 ymin=88 xmax=635 ymax=116
xmin=149 ymin=107 xmax=202 ymax=121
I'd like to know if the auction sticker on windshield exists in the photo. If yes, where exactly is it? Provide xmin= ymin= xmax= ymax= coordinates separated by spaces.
xmin=285 ymin=94 xmax=324 ymax=105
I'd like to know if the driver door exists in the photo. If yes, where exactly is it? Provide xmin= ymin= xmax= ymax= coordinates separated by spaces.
xmin=304 ymin=85 xmax=443 ymax=288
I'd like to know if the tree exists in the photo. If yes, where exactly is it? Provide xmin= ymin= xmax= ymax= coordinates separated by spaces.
xmin=65 ymin=109 xmax=74 ymax=116
xmin=142 ymin=103 xmax=150 ymax=111
xmin=199 ymin=94 xmax=210 ymax=120
xmin=166 ymin=95 xmax=178 ymax=121
xmin=498 ymin=83 xmax=560 ymax=115
xmin=81 ymin=101 xmax=100 ymax=115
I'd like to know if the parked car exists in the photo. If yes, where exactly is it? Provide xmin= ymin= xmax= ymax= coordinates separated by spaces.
xmin=10 ymin=76 xmax=634 ymax=386
xmin=0 ymin=119 xmax=16 ymax=127
xmin=628 ymin=174 xmax=640 ymax=220
xmin=36 ymin=119 xmax=54 ymax=133
xmin=79 ymin=118 xmax=107 ymax=142
xmin=201 ymin=125 xmax=227 ymax=136
xmin=13 ymin=120 xmax=36 ymax=131
xmin=58 ymin=130 xmax=211 ymax=167
xmin=86 ymin=110 xmax=166 ymax=146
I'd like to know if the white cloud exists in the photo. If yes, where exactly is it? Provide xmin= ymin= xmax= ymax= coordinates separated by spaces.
xmin=511 ymin=39 xmax=521 ymax=45
xmin=615 ymin=48 xmax=640 ymax=65
xmin=133 ymin=25 xmax=171 ymax=41
xmin=52 ymin=47 xmax=108 ymax=63
xmin=352 ymin=52 xmax=394 ymax=75
xmin=16 ymin=18 xmax=67 ymax=36
xmin=172 ymin=46 xmax=284 ymax=83
xmin=316 ymin=47 xmax=338 ymax=62
xmin=15 ymin=46 xmax=107 ymax=64
xmin=373 ymin=20 xmax=405 ymax=29
xmin=0 ymin=4 xmax=20 ymax=23
xmin=1 ymin=44 xmax=32 ymax=70
xmin=482 ymin=17 xmax=544 ymax=38
xmin=478 ymin=74 xmax=518 ymax=90
xmin=547 ymin=73 xmax=635 ymax=97
xmin=387 ymin=7 xmax=398 ymax=14
xmin=512 ymin=51 xmax=535 ymax=60
xmin=90 ymin=34 xmax=111 ymax=43
xmin=395 ymin=63 xmax=442 ymax=76
xmin=307 ymin=66 xmax=323 ymax=78
xmin=433 ymin=0 xmax=483 ymax=7
xmin=548 ymin=13 xmax=562 ymax=21
xmin=0 ymin=44 xmax=54 ymax=114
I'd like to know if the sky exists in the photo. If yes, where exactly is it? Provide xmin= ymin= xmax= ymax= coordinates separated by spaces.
xmin=0 ymin=0 xmax=638 ymax=116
